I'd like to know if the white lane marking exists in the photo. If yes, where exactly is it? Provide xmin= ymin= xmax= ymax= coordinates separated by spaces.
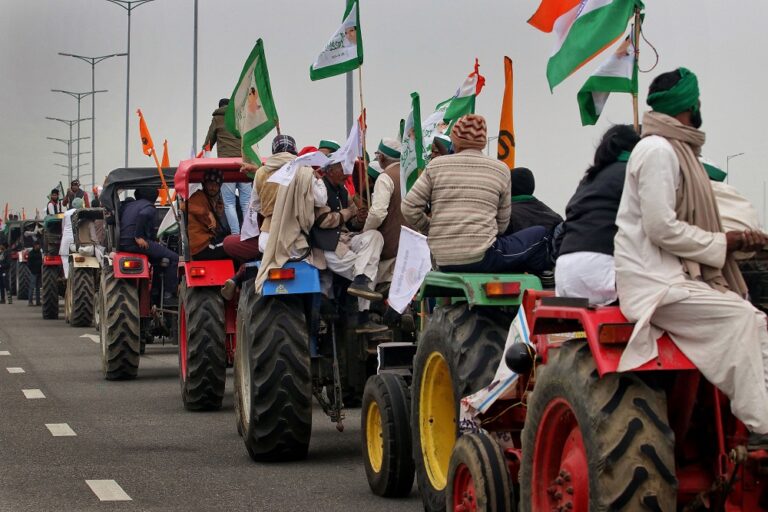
xmin=0 ymin=351 xmax=10 ymax=356
xmin=6 ymin=367 xmax=25 ymax=374
xmin=80 ymin=334 xmax=100 ymax=344
xmin=85 ymin=480 xmax=132 ymax=501
xmin=22 ymin=389 xmax=45 ymax=399
xmin=46 ymin=423 xmax=76 ymax=436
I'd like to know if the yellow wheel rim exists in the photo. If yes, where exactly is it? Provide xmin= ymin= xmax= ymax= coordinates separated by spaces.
xmin=366 ymin=400 xmax=384 ymax=473
xmin=419 ymin=351 xmax=456 ymax=491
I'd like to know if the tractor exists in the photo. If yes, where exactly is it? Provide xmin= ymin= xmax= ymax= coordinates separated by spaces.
xmin=63 ymin=208 xmax=103 ymax=327
xmin=234 ymin=231 xmax=418 ymax=462
xmin=41 ymin=214 xmax=66 ymax=319
xmin=4 ymin=219 xmax=42 ymax=300
xmin=173 ymin=157 xmax=244 ymax=411
xmin=97 ymin=167 xmax=178 ymax=380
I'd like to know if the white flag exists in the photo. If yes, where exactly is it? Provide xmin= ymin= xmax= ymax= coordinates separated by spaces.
xmin=329 ymin=116 xmax=363 ymax=175
xmin=268 ymin=151 xmax=331 ymax=187
xmin=388 ymin=227 xmax=432 ymax=314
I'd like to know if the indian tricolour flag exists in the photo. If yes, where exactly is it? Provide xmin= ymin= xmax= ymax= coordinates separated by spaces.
xmin=529 ymin=0 xmax=643 ymax=90
xmin=310 ymin=0 xmax=363 ymax=81
xmin=400 ymin=93 xmax=424 ymax=198
xmin=577 ymin=37 xmax=636 ymax=125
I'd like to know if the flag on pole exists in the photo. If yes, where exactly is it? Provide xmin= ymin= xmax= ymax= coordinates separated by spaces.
xmin=528 ymin=0 xmax=643 ymax=90
xmin=310 ymin=0 xmax=363 ymax=81
xmin=400 ymin=93 xmax=425 ymax=198
xmin=225 ymin=38 xmax=279 ymax=165
xmin=21 ymin=208 xmax=26 ymax=220
xmin=389 ymin=227 xmax=432 ymax=314
xmin=137 ymin=109 xmax=155 ymax=156
xmin=3 ymin=203 xmax=8 ymax=221
xmin=443 ymin=59 xmax=486 ymax=121
xmin=161 ymin=140 xmax=170 ymax=167
xmin=329 ymin=112 xmax=365 ymax=175
xmin=577 ymin=37 xmax=636 ymax=125
xmin=498 ymin=56 xmax=516 ymax=168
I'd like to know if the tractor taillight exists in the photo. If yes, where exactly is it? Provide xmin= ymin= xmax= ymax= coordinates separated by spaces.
xmin=597 ymin=323 xmax=635 ymax=344
xmin=268 ymin=268 xmax=296 ymax=281
xmin=120 ymin=258 xmax=144 ymax=273
xmin=189 ymin=267 xmax=206 ymax=278
xmin=483 ymin=281 xmax=521 ymax=298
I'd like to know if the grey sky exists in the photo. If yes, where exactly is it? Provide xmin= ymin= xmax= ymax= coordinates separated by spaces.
xmin=1 ymin=0 xmax=766 ymax=224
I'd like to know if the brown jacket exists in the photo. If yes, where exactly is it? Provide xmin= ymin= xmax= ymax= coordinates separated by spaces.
xmin=378 ymin=163 xmax=406 ymax=260
xmin=186 ymin=190 xmax=226 ymax=255
xmin=203 ymin=107 xmax=241 ymax=158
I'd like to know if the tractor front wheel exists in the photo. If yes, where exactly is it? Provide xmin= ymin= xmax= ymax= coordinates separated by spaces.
xmin=447 ymin=432 xmax=514 ymax=512
xmin=520 ymin=341 xmax=677 ymax=511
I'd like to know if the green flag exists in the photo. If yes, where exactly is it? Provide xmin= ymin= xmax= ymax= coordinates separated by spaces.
xmin=577 ymin=37 xmax=637 ymax=125
xmin=400 ymin=93 xmax=424 ymax=198
xmin=225 ymin=39 xmax=279 ymax=164
xmin=310 ymin=0 xmax=363 ymax=81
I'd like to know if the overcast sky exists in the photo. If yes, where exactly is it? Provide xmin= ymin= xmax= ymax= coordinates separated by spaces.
xmin=1 ymin=0 xmax=766 ymax=224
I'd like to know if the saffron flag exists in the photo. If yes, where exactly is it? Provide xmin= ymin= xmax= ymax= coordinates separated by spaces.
xmin=529 ymin=0 xmax=643 ymax=90
xmin=137 ymin=109 xmax=154 ymax=156
xmin=161 ymin=140 xmax=170 ymax=167
xmin=498 ymin=57 xmax=516 ymax=169
xmin=225 ymin=39 xmax=279 ymax=165
xmin=310 ymin=0 xmax=363 ymax=81
xmin=400 ymin=93 xmax=425 ymax=198
xmin=577 ymin=37 xmax=636 ymax=125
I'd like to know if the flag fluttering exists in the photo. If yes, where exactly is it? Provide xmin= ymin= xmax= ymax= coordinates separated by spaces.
xmin=577 ymin=37 xmax=636 ymax=125
xmin=225 ymin=38 xmax=279 ymax=165
xmin=137 ymin=109 xmax=154 ymax=156
xmin=529 ymin=0 xmax=643 ymax=90
xmin=400 ymin=92 xmax=425 ymax=198
xmin=329 ymin=112 xmax=365 ymax=175
xmin=310 ymin=0 xmax=363 ymax=81
xmin=498 ymin=56 xmax=516 ymax=169
xmin=443 ymin=59 xmax=486 ymax=122
xmin=161 ymin=140 xmax=170 ymax=167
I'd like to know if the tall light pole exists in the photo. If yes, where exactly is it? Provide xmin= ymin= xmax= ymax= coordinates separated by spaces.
xmin=58 ymin=52 xmax=126 ymax=186
xmin=47 ymin=136 xmax=90 ymax=185
xmin=726 ymin=152 xmax=745 ymax=184
xmin=46 ymin=117 xmax=92 ymax=181
xmin=104 ymin=0 xmax=156 ymax=167
xmin=51 ymin=90 xmax=104 ymax=179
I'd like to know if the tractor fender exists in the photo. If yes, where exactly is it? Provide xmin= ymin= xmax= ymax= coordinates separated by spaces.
xmin=70 ymin=255 xmax=100 ymax=269
xmin=179 ymin=260 xmax=234 ymax=288
xmin=258 ymin=261 xmax=322 ymax=296
xmin=111 ymin=252 xmax=150 ymax=279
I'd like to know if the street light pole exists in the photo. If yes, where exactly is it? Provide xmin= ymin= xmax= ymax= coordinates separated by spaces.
xmin=726 ymin=152 xmax=745 ymax=184
xmin=51 ymin=91 xmax=105 ymax=180
xmin=104 ymin=0 xmax=156 ymax=167
xmin=46 ymin=117 xmax=90 ymax=182
xmin=47 ymin=136 xmax=90 ymax=185
xmin=58 ymin=52 xmax=126 ymax=186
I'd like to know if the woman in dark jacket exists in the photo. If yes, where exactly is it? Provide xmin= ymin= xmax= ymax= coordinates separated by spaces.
xmin=555 ymin=124 xmax=640 ymax=305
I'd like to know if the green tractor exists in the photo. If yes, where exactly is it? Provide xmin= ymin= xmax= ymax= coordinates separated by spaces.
xmin=41 ymin=215 xmax=67 ymax=319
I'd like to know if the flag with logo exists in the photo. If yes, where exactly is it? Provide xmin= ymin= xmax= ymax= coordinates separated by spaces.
xmin=225 ymin=38 xmax=279 ymax=165
xmin=576 ymin=37 xmax=636 ymax=125
xmin=137 ymin=109 xmax=155 ymax=156
xmin=310 ymin=0 xmax=363 ymax=81
xmin=400 ymin=93 xmax=424 ymax=197
xmin=389 ymin=227 xmax=432 ymax=314
xmin=498 ymin=56 xmax=516 ymax=168
xmin=529 ymin=0 xmax=643 ymax=90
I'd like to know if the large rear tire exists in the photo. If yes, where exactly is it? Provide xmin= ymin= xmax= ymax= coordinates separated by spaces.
xmin=362 ymin=373 xmax=415 ymax=497
xmin=100 ymin=265 xmax=140 ymax=380
xmin=447 ymin=432 xmax=514 ymax=512
xmin=520 ymin=341 xmax=676 ymax=511
xmin=411 ymin=303 xmax=510 ymax=512
xmin=178 ymin=281 xmax=227 ymax=411
xmin=16 ymin=262 xmax=30 ymax=300
xmin=41 ymin=265 xmax=60 ymax=320
xmin=235 ymin=291 xmax=312 ymax=461
xmin=70 ymin=267 xmax=96 ymax=327
xmin=8 ymin=259 xmax=17 ymax=296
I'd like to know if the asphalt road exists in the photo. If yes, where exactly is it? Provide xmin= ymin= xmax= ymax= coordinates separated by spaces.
xmin=0 ymin=300 xmax=422 ymax=512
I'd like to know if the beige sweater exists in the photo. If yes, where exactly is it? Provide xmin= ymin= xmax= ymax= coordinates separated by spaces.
xmin=402 ymin=149 xmax=511 ymax=266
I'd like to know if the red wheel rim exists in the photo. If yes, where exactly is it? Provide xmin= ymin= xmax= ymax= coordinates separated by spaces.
xmin=179 ymin=301 xmax=188 ymax=381
xmin=531 ymin=398 xmax=589 ymax=511
xmin=452 ymin=463 xmax=478 ymax=512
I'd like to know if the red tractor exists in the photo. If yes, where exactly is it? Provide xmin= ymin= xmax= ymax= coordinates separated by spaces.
xmin=173 ymin=158 xmax=245 ymax=411
xmin=444 ymin=289 xmax=768 ymax=511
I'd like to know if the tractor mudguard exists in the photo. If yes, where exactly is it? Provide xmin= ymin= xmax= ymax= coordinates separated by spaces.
xmin=71 ymin=255 xmax=100 ymax=269
xmin=259 ymin=261 xmax=321 ymax=296
xmin=418 ymin=271 xmax=542 ymax=308
xmin=111 ymin=252 xmax=150 ymax=279
xmin=180 ymin=259 xmax=234 ymax=288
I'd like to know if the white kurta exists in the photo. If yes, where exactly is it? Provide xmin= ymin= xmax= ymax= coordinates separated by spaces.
xmin=614 ymin=135 xmax=768 ymax=433
xmin=59 ymin=209 xmax=76 ymax=279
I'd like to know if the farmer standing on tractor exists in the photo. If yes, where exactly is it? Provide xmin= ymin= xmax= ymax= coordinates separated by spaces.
xmin=62 ymin=179 xmax=90 ymax=208
xmin=614 ymin=68 xmax=768 ymax=444
xmin=46 ymin=189 xmax=63 ymax=215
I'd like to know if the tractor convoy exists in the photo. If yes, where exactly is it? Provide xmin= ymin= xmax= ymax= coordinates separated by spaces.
xmin=13 ymin=159 xmax=768 ymax=511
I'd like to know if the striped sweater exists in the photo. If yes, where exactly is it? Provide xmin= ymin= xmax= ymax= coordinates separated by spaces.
xmin=402 ymin=149 xmax=511 ymax=266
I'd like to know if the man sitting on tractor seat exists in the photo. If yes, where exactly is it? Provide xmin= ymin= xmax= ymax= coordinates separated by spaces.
xmin=614 ymin=68 xmax=768 ymax=446
xmin=186 ymin=169 xmax=230 ymax=260
xmin=119 ymin=187 xmax=179 ymax=301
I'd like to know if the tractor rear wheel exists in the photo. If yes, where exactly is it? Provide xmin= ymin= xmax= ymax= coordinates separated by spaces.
xmin=41 ymin=265 xmax=60 ymax=320
xmin=520 ymin=341 xmax=676 ymax=511
xmin=70 ymin=267 xmax=95 ymax=327
xmin=178 ymin=281 xmax=226 ymax=411
xmin=16 ymin=262 xmax=30 ymax=300
xmin=447 ymin=432 xmax=514 ymax=512
xmin=100 ymin=265 xmax=140 ymax=380
xmin=235 ymin=291 xmax=311 ymax=461
xmin=362 ymin=373 xmax=414 ymax=497
xmin=9 ymin=260 xmax=17 ymax=296
xmin=411 ymin=303 xmax=510 ymax=512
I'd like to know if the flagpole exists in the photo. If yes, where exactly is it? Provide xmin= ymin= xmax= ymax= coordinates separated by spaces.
xmin=357 ymin=65 xmax=371 ymax=207
xmin=632 ymin=8 xmax=641 ymax=133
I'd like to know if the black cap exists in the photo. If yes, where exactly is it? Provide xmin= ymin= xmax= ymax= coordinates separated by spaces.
xmin=511 ymin=167 xmax=535 ymax=196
